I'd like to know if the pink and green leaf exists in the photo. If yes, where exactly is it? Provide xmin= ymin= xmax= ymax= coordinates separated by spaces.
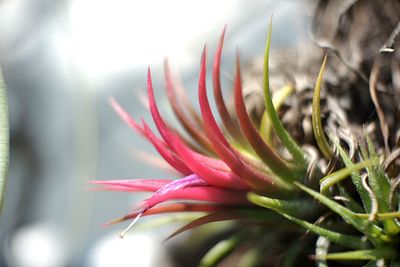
xmin=212 ymin=27 xmax=248 ymax=148
xmin=198 ymin=47 xmax=287 ymax=191
xmin=234 ymin=52 xmax=300 ymax=181
xmin=164 ymin=60 xmax=214 ymax=153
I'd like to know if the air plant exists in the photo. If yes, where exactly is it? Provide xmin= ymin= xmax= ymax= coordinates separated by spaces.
xmin=92 ymin=19 xmax=400 ymax=266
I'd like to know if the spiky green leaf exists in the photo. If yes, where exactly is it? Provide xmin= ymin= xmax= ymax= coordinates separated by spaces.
xmin=263 ymin=17 xmax=308 ymax=169
xmin=320 ymin=160 xmax=372 ymax=193
xmin=312 ymin=54 xmax=333 ymax=160
xmin=260 ymin=84 xmax=294 ymax=146
xmin=295 ymin=182 xmax=391 ymax=244
xmin=331 ymin=135 xmax=372 ymax=212
xmin=248 ymin=192 xmax=368 ymax=250
xmin=365 ymin=136 xmax=400 ymax=235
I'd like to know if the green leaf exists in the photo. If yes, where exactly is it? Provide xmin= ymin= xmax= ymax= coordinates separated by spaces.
xmin=317 ymin=246 xmax=397 ymax=261
xmin=337 ymin=184 xmax=364 ymax=213
xmin=312 ymin=54 xmax=333 ymax=160
xmin=0 ymin=71 xmax=8 ymax=216
xmin=320 ymin=160 xmax=372 ymax=193
xmin=294 ymin=182 xmax=392 ymax=244
xmin=247 ymin=192 xmax=315 ymax=218
xmin=365 ymin=136 xmax=400 ymax=235
xmin=260 ymin=84 xmax=294 ymax=146
xmin=356 ymin=211 xmax=400 ymax=220
xmin=248 ymin=192 xmax=368 ymax=250
xmin=283 ymin=213 xmax=367 ymax=250
xmin=263 ymin=17 xmax=308 ymax=170
xmin=199 ymin=233 xmax=245 ymax=267
xmin=331 ymin=134 xmax=372 ymax=212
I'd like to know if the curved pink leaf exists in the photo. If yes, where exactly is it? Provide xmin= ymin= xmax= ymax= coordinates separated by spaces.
xmin=198 ymin=48 xmax=276 ymax=190
xmin=164 ymin=59 xmax=204 ymax=128
xmin=164 ymin=60 xmax=214 ymax=152
xmin=88 ymin=179 xmax=172 ymax=192
xmin=110 ymin=98 xmax=145 ymax=136
xmin=145 ymin=186 xmax=249 ymax=209
xmin=170 ymin=134 xmax=250 ymax=189
xmin=141 ymin=120 xmax=192 ymax=175
xmin=147 ymin=68 xmax=248 ymax=189
xmin=212 ymin=27 xmax=247 ymax=146
xmin=110 ymin=97 xmax=192 ymax=174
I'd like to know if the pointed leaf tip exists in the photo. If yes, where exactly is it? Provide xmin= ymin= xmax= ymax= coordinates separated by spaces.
xmin=164 ymin=57 xmax=214 ymax=153
xmin=109 ymin=97 xmax=146 ymax=136
xmin=312 ymin=53 xmax=333 ymax=160
xmin=212 ymin=25 xmax=247 ymax=146
xmin=199 ymin=43 xmax=280 ymax=190
xmin=234 ymin=50 xmax=298 ymax=181
xmin=263 ymin=19 xmax=307 ymax=169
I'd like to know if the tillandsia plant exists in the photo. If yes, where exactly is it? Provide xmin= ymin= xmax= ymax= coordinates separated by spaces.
xmin=92 ymin=19 xmax=400 ymax=266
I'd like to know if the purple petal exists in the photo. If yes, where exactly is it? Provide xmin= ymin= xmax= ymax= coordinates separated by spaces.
xmin=152 ymin=174 xmax=208 ymax=196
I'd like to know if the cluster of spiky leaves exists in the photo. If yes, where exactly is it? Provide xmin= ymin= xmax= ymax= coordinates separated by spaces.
xmin=93 ymin=20 xmax=400 ymax=266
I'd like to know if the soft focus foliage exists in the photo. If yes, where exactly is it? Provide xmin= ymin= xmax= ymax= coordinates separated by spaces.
xmin=0 ymin=72 xmax=8 ymax=215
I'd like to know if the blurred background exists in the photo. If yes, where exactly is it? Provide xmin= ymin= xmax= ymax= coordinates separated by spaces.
xmin=0 ymin=0 xmax=308 ymax=266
